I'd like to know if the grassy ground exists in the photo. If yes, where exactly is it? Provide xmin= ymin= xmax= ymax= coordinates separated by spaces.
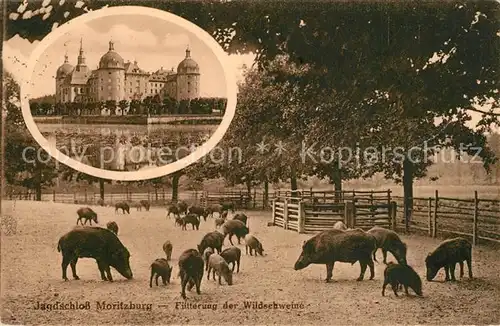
xmin=1 ymin=200 xmax=500 ymax=325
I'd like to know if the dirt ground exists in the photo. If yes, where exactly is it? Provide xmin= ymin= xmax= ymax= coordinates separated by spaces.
xmin=1 ymin=200 xmax=500 ymax=325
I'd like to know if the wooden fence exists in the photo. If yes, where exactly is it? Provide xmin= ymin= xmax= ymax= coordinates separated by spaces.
xmin=272 ymin=190 xmax=397 ymax=233
xmin=393 ymin=190 xmax=500 ymax=245
xmin=5 ymin=189 xmax=273 ymax=210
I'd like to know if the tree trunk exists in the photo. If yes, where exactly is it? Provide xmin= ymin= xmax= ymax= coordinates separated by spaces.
xmin=264 ymin=180 xmax=269 ymax=208
xmin=290 ymin=166 xmax=298 ymax=197
xmin=171 ymin=172 xmax=181 ymax=202
xmin=34 ymin=162 xmax=42 ymax=201
xmin=403 ymin=156 xmax=414 ymax=231
xmin=245 ymin=178 xmax=252 ymax=198
xmin=331 ymin=166 xmax=342 ymax=203
xmin=99 ymin=178 xmax=105 ymax=200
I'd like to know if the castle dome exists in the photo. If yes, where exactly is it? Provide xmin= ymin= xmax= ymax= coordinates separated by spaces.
xmin=99 ymin=40 xmax=124 ymax=69
xmin=56 ymin=54 xmax=74 ymax=78
xmin=177 ymin=48 xmax=199 ymax=74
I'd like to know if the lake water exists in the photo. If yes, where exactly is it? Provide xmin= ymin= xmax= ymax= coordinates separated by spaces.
xmin=37 ymin=123 xmax=218 ymax=172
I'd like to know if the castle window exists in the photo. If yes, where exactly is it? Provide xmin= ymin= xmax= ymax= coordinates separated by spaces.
xmin=109 ymin=72 xmax=111 ymax=75
xmin=101 ymin=86 xmax=103 ymax=91
xmin=130 ymin=89 xmax=132 ymax=93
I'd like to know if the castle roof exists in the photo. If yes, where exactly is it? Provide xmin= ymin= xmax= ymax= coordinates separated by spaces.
xmin=56 ymin=54 xmax=74 ymax=78
xmin=177 ymin=48 xmax=199 ymax=74
xmin=99 ymin=41 xmax=124 ymax=69
xmin=124 ymin=60 xmax=149 ymax=75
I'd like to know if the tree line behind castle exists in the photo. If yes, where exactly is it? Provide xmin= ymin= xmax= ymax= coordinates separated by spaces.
xmin=29 ymin=95 xmax=227 ymax=116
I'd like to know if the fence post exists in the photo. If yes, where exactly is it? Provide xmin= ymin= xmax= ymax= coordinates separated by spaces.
xmin=390 ymin=201 xmax=397 ymax=230
xmin=84 ymin=189 xmax=87 ymax=204
xmin=283 ymin=198 xmax=289 ymax=230
xmin=473 ymin=190 xmax=478 ymax=246
xmin=433 ymin=190 xmax=438 ymax=238
xmin=272 ymin=199 xmax=276 ymax=225
xmin=253 ymin=188 xmax=256 ymax=209
xmin=298 ymin=201 xmax=305 ymax=233
xmin=53 ymin=190 xmax=56 ymax=202
xmin=73 ymin=192 xmax=77 ymax=203
xmin=370 ymin=191 xmax=374 ymax=221
xmin=427 ymin=197 xmax=432 ymax=237
xmin=344 ymin=201 xmax=355 ymax=228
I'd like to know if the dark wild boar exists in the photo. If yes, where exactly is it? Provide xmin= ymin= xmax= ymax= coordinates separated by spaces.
xmin=115 ymin=202 xmax=130 ymax=214
xmin=222 ymin=220 xmax=250 ymax=245
xmin=163 ymin=240 xmax=173 ymax=261
xmin=178 ymin=249 xmax=204 ymax=299
xmin=220 ymin=246 xmax=241 ymax=273
xmin=189 ymin=205 xmax=209 ymax=221
xmin=140 ymin=200 xmax=150 ymax=211
xmin=207 ymin=254 xmax=233 ymax=285
xmin=106 ymin=221 xmax=119 ymax=235
xmin=244 ymin=234 xmax=264 ymax=256
xmin=76 ymin=207 xmax=98 ymax=225
xmin=197 ymin=231 xmax=225 ymax=255
xmin=215 ymin=218 xmax=225 ymax=228
xmin=333 ymin=221 xmax=347 ymax=230
xmin=294 ymin=229 xmax=375 ymax=282
xmin=177 ymin=201 xmax=188 ymax=215
xmin=149 ymin=258 xmax=172 ymax=287
xmin=174 ymin=216 xmax=183 ymax=227
xmin=57 ymin=227 xmax=133 ymax=281
xmin=221 ymin=201 xmax=235 ymax=213
xmin=366 ymin=226 xmax=408 ymax=265
xmin=233 ymin=213 xmax=248 ymax=226
xmin=206 ymin=204 xmax=223 ymax=218
xmin=382 ymin=262 xmax=423 ymax=297
xmin=166 ymin=204 xmax=181 ymax=219
xmin=181 ymin=213 xmax=200 ymax=230
xmin=425 ymin=237 xmax=473 ymax=282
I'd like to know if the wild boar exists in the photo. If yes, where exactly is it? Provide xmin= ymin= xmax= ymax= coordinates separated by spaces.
xmin=140 ymin=200 xmax=151 ymax=211
xmin=215 ymin=218 xmax=225 ymax=228
xmin=244 ymin=234 xmax=264 ymax=256
xmin=221 ymin=210 xmax=228 ymax=219
xmin=106 ymin=221 xmax=119 ymax=235
xmin=220 ymin=246 xmax=241 ymax=273
xmin=166 ymin=204 xmax=181 ymax=219
xmin=202 ymin=247 xmax=214 ymax=271
xmin=207 ymin=254 xmax=233 ymax=285
xmin=57 ymin=227 xmax=133 ymax=281
xmin=114 ymin=202 xmax=130 ymax=214
xmin=181 ymin=213 xmax=201 ymax=230
xmin=222 ymin=220 xmax=250 ymax=245
xmin=174 ymin=216 xmax=183 ymax=227
xmin=149 ymin=258 xmax=172 ymax=287
xmin=206 ymin=204 xmax=223 ymax=219
xmin=221 ymin=201 xmax=235 ymax=213
xmin=366 ymin=226 xmax=408 ymax=265
xmin=333 ymin=221 xmax=347 ymax=230
xmin=76 ymin=207 xmax=98 ymax=226
xmin=178 ymin=249 xmax=204 ymax=299
xmin=162 ymin=240 xmax=173 ymax=261
xmin=189 ymin=205 xmax=210 ymax=221
xmin=177 ymin=201 xmax=188 ymax=215
xmin=294 ymin=229 xmax=375 ymax=282
xmin=233 ymin=213 xmax=248 ymax=226
xmin=425 ymin=237 xmax=473 ymax=282
xmin=197 ymin=231 xmax=225 ymax=255
xmin=382 ymin=262 xmax=423 ymax=297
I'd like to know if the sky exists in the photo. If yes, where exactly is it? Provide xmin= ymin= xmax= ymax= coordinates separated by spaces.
xmin=3 ymin=13 xmax=256 ymax=99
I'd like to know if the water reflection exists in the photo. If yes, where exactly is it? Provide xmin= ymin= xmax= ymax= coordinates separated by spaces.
xmin=38 ymin=123 xmax=216 ymax=171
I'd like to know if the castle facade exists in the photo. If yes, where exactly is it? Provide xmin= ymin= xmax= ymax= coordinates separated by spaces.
xmin=55 ymin=40 xmax=200 ymax=104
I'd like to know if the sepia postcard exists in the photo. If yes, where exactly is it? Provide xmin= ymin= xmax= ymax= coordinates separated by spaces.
xmin=1 ymin=0 xmax=499 ymax=325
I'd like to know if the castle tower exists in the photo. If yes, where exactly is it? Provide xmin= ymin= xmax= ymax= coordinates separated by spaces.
xmin=97 ymin=40 xmax=125 ymax=103
xmin=76 ymin=38 xmax=87 ymax=70
xmin=55 ymin=53 xmax=73 ymax=103
xmin=176 ymin=46 xmax=200 ymax=101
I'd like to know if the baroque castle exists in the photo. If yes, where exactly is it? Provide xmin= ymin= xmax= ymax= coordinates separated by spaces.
xmin=55 ymin=40 xmax=200 ymax=104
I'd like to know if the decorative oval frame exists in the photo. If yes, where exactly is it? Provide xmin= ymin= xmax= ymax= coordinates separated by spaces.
xmin=20 ymin=5 xmax=237 ymax=181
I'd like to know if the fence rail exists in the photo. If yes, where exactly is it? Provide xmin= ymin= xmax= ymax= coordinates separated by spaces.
xmin=392 ymin=190 xmax=500 ymax=245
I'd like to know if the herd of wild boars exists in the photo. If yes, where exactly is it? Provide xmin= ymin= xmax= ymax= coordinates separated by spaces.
xmin=294 ymin=224 xmax=474 ymax=297
xmin=61 ymin=202 xmax=475 ymax=300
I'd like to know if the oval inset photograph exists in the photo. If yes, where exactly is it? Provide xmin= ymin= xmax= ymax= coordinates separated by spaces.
xmin=21 ymin=6 xmax=237 ymax=181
